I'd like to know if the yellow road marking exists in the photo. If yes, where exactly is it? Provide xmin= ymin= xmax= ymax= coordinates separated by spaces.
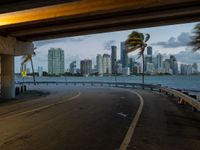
xmin=119 ymin=90 xmax=144 ymax=150
xmin=0 ymin=92 xmax=81 ymax=121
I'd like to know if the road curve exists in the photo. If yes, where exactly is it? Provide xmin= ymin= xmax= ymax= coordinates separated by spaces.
xmin=0 ymin=86 xmax=141 ymax=150
xmin=0 ymin=86 xmax=199 ymax=150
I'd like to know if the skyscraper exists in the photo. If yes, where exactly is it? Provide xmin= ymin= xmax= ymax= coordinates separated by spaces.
xmin=156 ymin=53 xmax=163 ymax=69
xmin=111 ymin=46 xmax=117 ymax=74
xmin=163 ymin=59 xmax=172 ymax=74
xmin=48 ymin=48 xmax=65 ymax=75
xmin=180 ymin=64 xmax=193 ymax=75
xmin=147 ymin=46 xmax=153 ymax=55
xmin=170 ymin=55 xmax=178 ymax=74
xmin=80 ymin=59 xmax=92 ymax=76
xmin=144 ymin=46 xmax=153 ymax=72
xmin=69 ymin=61 xmax=77 ymax=74
xmin=144 ymin=56 xmax=153 ymax=72
xmin=96 ymin=54 xmax=103 ymax=75
xmin=192 ymin=62 xmax=198 ymax=73
xmin=102 ymin=54 xmax=111 ymax=75
xmin=128 ymin=57 xmax=133 ymax=73
xmin=120 ymin=42 xmax=128 ymax=68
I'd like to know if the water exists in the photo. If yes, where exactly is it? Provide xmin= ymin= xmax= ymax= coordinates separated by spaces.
xmin=16 ymin=75 xmax=200 ymax=91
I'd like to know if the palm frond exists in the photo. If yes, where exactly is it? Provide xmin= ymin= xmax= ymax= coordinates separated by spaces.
xmin=190 ymin=23 xmax=200 ymax=52
xmin=144 ymin=33 xmax=150 ymax=42
xmin=126 ymin=45 xmax=141 ymax=53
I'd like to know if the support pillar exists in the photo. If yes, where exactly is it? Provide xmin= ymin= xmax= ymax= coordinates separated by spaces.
xmin=1 ymin=55 xmax=15 ymax=99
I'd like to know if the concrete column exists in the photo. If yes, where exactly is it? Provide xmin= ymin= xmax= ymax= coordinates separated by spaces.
xmin=1 ymin=55 xmax=15 ymax=99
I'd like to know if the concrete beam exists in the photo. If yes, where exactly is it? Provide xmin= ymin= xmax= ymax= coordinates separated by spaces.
xmin=0 ymin=0 xmax=199 ymax=41
xmin=0 ymin=36 xmax=34 ymax=55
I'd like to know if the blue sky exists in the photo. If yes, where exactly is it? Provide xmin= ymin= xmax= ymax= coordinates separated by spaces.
xmin=15 ymin=22 xmax=200 ymax=73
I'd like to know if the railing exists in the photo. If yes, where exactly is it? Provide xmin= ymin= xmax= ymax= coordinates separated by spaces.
xmin=16 ymin=81 xmax=160 ymax=90
xmin=16 ymin=81 xmax=200 ymax=111
xmin=160 ymin=87 xmax=200 ymax=111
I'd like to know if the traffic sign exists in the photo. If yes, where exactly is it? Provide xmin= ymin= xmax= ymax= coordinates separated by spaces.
xmin=21 ymin=70 xmax=27 ymax=77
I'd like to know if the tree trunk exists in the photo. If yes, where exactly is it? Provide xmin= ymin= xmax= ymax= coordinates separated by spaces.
xmin=142 ymin=53 xmax=144 ymax=89
xmin=31 ymin=58 xmax=36 ymax=85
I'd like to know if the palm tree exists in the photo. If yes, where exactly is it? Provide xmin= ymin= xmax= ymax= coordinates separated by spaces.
xmin=21 ymin=48 xmax=36 ymax=85
xmin=125 ymin=31 xmax=150 ymax=87
xmin=190 ymin=23 xmax=200 ymax=52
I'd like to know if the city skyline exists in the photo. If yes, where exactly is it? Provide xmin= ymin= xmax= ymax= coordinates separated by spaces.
xmin=25 ymin=45 xmax=199 ymax=76
xmin=14 ymin=22 xmax=200 ymax=73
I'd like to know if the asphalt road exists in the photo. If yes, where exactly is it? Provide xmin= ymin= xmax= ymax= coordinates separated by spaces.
xmin=0 ymin=86 xmax=199 ymax=150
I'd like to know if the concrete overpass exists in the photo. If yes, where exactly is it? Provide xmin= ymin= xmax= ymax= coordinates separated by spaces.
xmin=0 ymin=0 xmax=200 ymax=98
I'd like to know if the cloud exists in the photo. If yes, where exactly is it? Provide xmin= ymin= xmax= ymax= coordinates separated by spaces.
xmin=175 ymin=48 xmax=200 ymax=64
xmin=152 ymin=32 xmax=191 ymax=48
xmin=34 ymin=37 xmax=85 ymax=47
xmin=104 ymin=40 xmax=116 ymax=50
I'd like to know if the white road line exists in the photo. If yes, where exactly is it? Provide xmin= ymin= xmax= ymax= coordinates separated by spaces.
xmin=0 ymin=92 xmax=81 ymax=121
xmin=119 ymin=90 xmax=144 ymax=150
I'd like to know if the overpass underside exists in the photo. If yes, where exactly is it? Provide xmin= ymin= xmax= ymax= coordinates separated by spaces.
xmin=0 ymin=0 xmax=200 ymax=98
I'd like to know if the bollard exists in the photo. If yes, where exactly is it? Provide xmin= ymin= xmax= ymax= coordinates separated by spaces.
xmin=15 ymin=87 xmax=20 ymax=96
xmin=24 ymin=85 xmax=27 ymax=92
xmin=20 ymin=86 xmax=24 ymax=93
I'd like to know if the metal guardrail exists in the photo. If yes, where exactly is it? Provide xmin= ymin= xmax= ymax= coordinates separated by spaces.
xmin=160 ymin=87 xmax=200 ymax=111
xmin=16 ymin=81 xmax=200 ymax=111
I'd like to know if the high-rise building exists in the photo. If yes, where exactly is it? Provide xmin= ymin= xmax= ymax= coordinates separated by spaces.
xmin=120 ymin=42 xmax=128 ymax=68
xmin=144 ymin=55 xmax=152 ymax=72
xmin=69 ymin=61 xmax=77 ymax=74
xmin=146 ymin=62 xmax=155 ymax=74
xmin=116 ymin=61 xmax=123 ymax=74
xmin=96 ymin=54 xmax=103 ymax=75
xmin=128 ymin=57 xmax=133 ymax=73
xmin=111 ymin=46 xmax=117 ymax=74
xmin=180 ymin=64 xmax=187 ymax=75
xmin=147 ymin=46 xmax=153 ymax=55
xmin=181 ymin=64 xmax=193 ymax=75
xmin=80 ymin=59 xmax=92 ymax=76
xmin=170 ymin=55 xmax=178 ymax=74
xmin=163 ymin=59 xmax=172 ymax=74
xmin=132 ymin=62 xmax=142 ymax=74
xmin=102 ymin=54 xmax=111 ymax=75
xmin=122 ymin=67 xmax=130 ymax=76
xmin=48 ymin=48 xmax=65 ymax=75
xmin=192 ymin=62 xmax=198 ymax=73
xmin=156 ymin=53 xmax=163 ymax=69
xmin=38 ymin=66 xmax=43 ymax=77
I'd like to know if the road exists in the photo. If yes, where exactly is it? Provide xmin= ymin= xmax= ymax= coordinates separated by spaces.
xmin=0 ymin=86 xmax=199 ymax=150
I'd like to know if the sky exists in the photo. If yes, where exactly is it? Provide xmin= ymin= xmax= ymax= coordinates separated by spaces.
xmin=15 ymin=22 xmax=200 ymax=73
